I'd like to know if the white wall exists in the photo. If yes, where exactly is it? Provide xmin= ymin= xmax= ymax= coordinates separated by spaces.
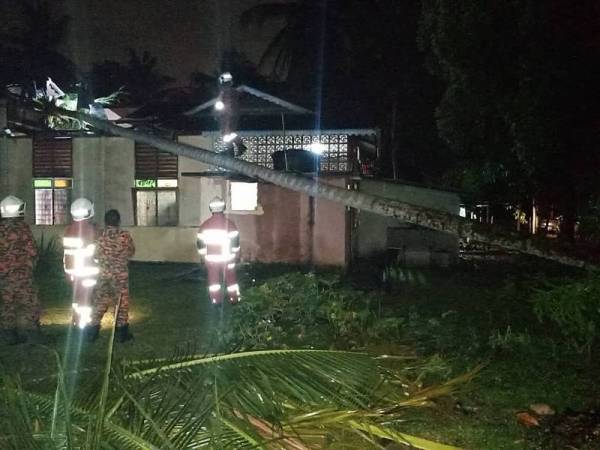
xmin=0 ymin=137 xmax=34 ymax=223
xmin=103 ymin=137 xmax=135 ymax=226
xmin=355 ymin=180 xmax=461 ymax=264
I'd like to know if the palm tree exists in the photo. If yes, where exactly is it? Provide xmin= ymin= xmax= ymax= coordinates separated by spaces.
xmin=240 ymin=0 xmax=356 ymax=107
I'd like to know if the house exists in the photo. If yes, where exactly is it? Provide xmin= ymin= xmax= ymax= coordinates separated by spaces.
xmin=0 ymin=86 xmax=460 ymax=267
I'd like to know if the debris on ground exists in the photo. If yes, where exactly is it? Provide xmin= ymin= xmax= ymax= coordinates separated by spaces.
xmin=531 ymin=407 xmax=600 ymax=449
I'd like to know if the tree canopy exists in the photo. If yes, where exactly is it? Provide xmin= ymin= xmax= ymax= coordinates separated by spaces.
xmin=419 ymin=0 xmax=600 ymax=235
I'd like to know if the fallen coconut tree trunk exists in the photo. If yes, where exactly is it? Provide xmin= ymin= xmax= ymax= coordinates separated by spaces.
xmin=49 ymin=107 xmax=595 ymax=269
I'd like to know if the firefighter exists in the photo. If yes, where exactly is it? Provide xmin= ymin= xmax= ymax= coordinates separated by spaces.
xmin=85 ymin=209 xmax=135 ymax=343
xmin=0 ymin=195 xmax=43 ymax=345
xmin=63 ymin=198 xmax=98 ymax=329
xmin=197 ymin=197 xmax=240 ymax=305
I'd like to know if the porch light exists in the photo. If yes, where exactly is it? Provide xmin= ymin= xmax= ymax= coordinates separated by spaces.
xmin=219 ymin=72 xmax=233 ymax=85
xmin=308 ymin=142 xmax=327 ymax=155
xmin=223 ymin=132 xmax=238 ymax=143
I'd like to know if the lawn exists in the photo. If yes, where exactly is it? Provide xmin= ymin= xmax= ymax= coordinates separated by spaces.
xmin=1 ymin=257 xmax=599 ymax=449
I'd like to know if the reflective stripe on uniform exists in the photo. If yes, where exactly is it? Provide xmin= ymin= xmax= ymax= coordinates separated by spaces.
xmin=209 ymin=284 xmax=221 ymax=292
xmin=82 ymin=278 xmax=97 ymax=287
xmin=198 ymin=229 xmax=230 ymax=245
xmin=64 ymin=244 xmax=95 ymax=257
xmin=63 ymin=237 xmax=84 ymax=248
xmin=65 ymin=266 xmax=100 ymax=278
xmin=205 ymin=254 xmax=235 ymax=263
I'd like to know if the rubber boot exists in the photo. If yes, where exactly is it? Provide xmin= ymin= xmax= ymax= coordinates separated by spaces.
xmin=115 ymin=324 xmax=134 ymax=343
xmin=0 ymin=328 xmax=27 ymax=345
xmin=84 ymin=324 xmax=100 ymax=342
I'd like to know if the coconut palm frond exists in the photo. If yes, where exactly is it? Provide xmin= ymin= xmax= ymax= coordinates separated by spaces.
xmin=347 ymin=421 xmax=464 ymax=450
xmin=127 ymin=349 xmax=378 ymax=411
xmin=1 ymin=348 xmax=473 ymax=449
xmin=0 ymin=377 xmax=49 ymax=450
xmin=259 ymin=26 xmax=293 ymax=75
xmin=94 ymin=86 xmax=126 ymax=106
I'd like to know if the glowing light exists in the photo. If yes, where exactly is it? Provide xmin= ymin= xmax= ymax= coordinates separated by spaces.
xmin=198 ymin=229 xmax=229 ymax=245
xmin=65 ymin=266 xmax=100 ymax=278
xmin=205 ymin=254 xmax=235 ymax=263
xmin=64 ymin=244 xmax=96 ymax=257
xmin=219 ymin=72 xmax=233 ymax=84
xmin=82 ymin=279 xmax=97 ymax=287
xmin=4 ymin=205 xmax=20 ymax=213
xmin=308 ymin=142 xmax=327 ymax=155
xmin=72 ymin=304 xmax=93 ymax=329
xmin=54 ymin=178 xmax=72 ymax=188
xmin=230 ymin=182 xmax=258 ymax=211
xmin=63 ymin=237 xmax=84 ymax=248
xmin=223 ymin=132 xmax=238 ymax=143
xmin=214 ymin=100 xmax=225 ymax=111
xmin=33 ymin=179 xmax=52 ymax=188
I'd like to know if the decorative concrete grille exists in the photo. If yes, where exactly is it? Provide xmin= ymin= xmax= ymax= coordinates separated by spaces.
xmin=213 ymin=133 xmax=350 ymax=172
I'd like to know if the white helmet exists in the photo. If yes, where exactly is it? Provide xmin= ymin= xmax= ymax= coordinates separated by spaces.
xmin=209 ymin=196 xmax=226 ymax=213
xmin=0 ymin=195 xmax=25 ymax=218
xmin=70 ymin=198 xmax=94 ymax=221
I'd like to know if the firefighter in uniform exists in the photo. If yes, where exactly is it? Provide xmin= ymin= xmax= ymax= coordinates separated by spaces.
xmin=197 ymin=197 xmax=241 ymax=305
xmin=0 ymin=196 xmax=43 ymax=345
xmin=63 ymin=198 xmax=98 ymax=329
xmin=85 ymin=209 xmax=135 ymax=343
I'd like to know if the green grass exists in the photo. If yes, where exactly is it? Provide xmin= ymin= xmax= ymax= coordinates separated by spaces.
xmin=1 ymin=259 xmax=598 ymax=449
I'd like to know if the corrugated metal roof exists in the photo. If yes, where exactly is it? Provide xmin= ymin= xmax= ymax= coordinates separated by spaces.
xmin=184 ymin=85 xmax=313 ymax=117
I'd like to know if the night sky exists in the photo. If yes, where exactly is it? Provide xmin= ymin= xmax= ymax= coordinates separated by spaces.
xmin=2 ymin=0 xmax=283 ymax=84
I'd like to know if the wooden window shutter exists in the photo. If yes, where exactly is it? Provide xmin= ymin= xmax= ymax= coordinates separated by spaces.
xmin=33 ymin=138 xmax=73 ymax=178
xmin=135 ymin=143 xmax=178 ymax=179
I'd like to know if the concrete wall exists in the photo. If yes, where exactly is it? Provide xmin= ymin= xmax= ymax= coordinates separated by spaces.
xmin=72 ymin=136 xmax=135 ymax=226
xmin=0 ymin=137 xmax=34 ymax=223
xmin=8 ymin=134 xmax=347 ymax=266
xmin=312 ymin=178 xmax=349 ymax=266
xmin=103 ymin=137 xmax=135 ymax=226
xmin=177 ymin=135 xmax=216 ymax=226
xmin=355 ymin=179 xmax=461 ymax=266
xmin=234 ymin=183 xmax=309 ymax=264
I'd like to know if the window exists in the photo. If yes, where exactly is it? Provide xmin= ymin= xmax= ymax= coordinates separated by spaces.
xmin=134 ymin=144 xmax=178 ymax=226
xmin=33 ymin=178 xmax=72 ymax=225
xmin=32 ymin=137 xmax=73 ymax=225
xmin=229 ymin=181 xmax=258 ymax=211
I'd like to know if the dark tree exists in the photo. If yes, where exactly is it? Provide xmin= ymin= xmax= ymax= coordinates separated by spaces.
xmin=419 ymin=0 xmax=600 ymax=238
xmin=87 ymin=49 xmax=174 ymax=105
xmin=243 ymin=0 xmax=447 ymax=182
xmin=0 ymin=0 xmax=77 ymax=89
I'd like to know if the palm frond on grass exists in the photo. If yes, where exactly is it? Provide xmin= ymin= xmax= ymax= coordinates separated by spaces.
xmin=1 ymin=344 xmax=476 ymax=449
